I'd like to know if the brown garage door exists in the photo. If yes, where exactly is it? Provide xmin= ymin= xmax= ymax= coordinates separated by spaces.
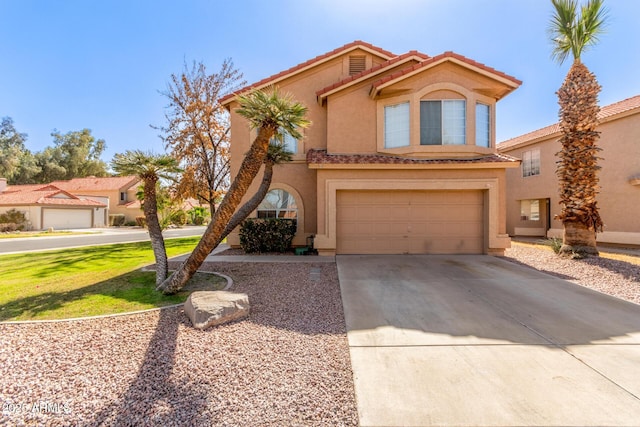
xmin=336 ymin=190 xmax=484 ymax=254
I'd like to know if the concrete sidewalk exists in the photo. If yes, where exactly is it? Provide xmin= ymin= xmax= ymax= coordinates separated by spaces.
xmin=337 ymin=254 xmax=640 ymax=426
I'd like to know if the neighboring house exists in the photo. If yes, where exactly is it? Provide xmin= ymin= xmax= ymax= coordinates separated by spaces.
xmin=221 ymin=41 xmax=522 ymax=255
xmin=498 ymin=95 xmax=640 ymax=246
xmin=0 ymin=175 xmax=141 ymax=230
xmin=49 ymin=176 xmax=141 ymax=224
xmin=0 ymin=178 xmax=107 ymax=230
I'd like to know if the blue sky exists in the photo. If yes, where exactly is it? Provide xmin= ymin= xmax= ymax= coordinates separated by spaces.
xmin=1 ymin=0 xmax=639 ymax=162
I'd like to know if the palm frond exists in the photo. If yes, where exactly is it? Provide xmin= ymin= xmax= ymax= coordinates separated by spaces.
xmin=548 ymin=0 xmax=607 ymax=64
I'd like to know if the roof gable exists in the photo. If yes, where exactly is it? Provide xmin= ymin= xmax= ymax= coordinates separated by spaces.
xmin=498 ymin=94 xmax=640 ymax=150
xmin=369 ymin=51 xmax=521 ymax=99
xmin=220 ymin=40 xmax=396 ymax=105
xmin=316 ymin=50 xmax=429 ymax=103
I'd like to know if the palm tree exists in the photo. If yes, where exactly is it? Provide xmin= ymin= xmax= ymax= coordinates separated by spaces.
xmin=111 ymin=150 xmax=181 ymax=285
xmin=549 ymin=0 xmax=608 ymax=256
xmin=157 ymin=87 xmax=309 ymax=294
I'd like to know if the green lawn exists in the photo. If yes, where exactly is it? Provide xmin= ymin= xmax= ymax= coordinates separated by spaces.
xmin=0 ymin=237 xmax=226 ymax=321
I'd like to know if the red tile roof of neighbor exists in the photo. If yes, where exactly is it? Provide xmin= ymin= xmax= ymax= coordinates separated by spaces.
xmin=50 ymin=176 xmax=139 ymax=192
xmin=306 ymin=149 xmax=519 ymax=165
xmin=498 ymin=94 xmax=640 ymax=150
xmin=0 ymin=186 xmax=106 ymax=207
xmin=220 ymin=40 xmax=397 ymax=105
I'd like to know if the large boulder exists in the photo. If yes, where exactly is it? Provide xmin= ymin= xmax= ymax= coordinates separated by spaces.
xmin=184 ymin=291 xmax=250 ymax=329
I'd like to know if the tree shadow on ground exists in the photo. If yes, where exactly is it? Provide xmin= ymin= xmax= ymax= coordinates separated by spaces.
xmin=89 ymin=308 xmax=212 ymax=426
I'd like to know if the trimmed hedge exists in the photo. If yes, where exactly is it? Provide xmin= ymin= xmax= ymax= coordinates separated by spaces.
xmin=109 ymin=214 xmax=126 ymax=227
xmin=239 ymin=218 xmax=297 ymax=253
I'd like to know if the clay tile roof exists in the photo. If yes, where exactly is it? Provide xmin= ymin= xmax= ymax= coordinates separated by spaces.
xmin=50 ymin=176 xmax=139 ymax=192
xmin=371 ymin=51 xmax=522 ymax=92
xmin=306 ymin=149 xmax=519 ymax=166
xmin=316 ymin=50 xmax=430 ymax=98
xmin=498 ymin=94 xmax=640 ymax=150
xmin=220 ymin=40 xmax=396 ymax=105
xmin=0 ymin=187 xmax=106 ymax=207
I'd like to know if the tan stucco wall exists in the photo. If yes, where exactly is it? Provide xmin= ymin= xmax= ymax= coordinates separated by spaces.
xmin=500 ymin=110 xmax=640 ymax=245
xmin=326 ymin=62 xmax=499 ymax=156
xmin=0 ymin=205 xmax=42 ymax=230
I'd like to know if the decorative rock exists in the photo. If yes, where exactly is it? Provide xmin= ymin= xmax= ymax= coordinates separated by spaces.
xmin=184 ymin=291 xmax=250 ymax=329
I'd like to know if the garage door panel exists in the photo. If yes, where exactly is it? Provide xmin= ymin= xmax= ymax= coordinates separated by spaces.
xmin=43 ymin=208 xmax=92 ymax=229
xmin=337 ymin=190 xmax=484 ymax=254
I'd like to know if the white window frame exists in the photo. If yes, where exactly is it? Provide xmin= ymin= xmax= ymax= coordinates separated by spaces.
xmin=383 ymin=102 xmax=410 ymax=148
xmin=476 ymin=103 xmax=490 ymax=148
xmin=522 ymin=149 xmax=541 ymax=177
xmin=520 ymin=199 xmax=540 ymax=221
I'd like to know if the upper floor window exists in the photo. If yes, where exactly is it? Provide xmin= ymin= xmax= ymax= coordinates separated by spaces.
xmin=257 ymin=189 xmax=298 ymax=219
xmin=270 ymin=129 xmax=298 ymax=154
xmin=476 ymin=103 xmax=490 ymax=148
xmin=120 ymin=191 xmax=127 ymax=202
xmin=522 ymin=149 xmax=540 ymax=177
xmin=420 ymin=100 xmax=466 ymax=145
xmin=384 ymin=102 xmax=410 ymax=148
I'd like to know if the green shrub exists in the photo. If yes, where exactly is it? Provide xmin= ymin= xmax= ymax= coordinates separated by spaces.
xmin=540 ymin=237 xmax=563 ymax=254
xmin=109 ymin=214 xmax=126 ymax=227
xmin=239 ymin=218 xmax=297 ymax=253
xmin=0 ymin=223 xmax=19 ymax=232
xmin=0 ymin=209 xmax=27 ymax=231
xmin=171 ymin=210 xmax=187 ymax=227
xmin=136 ymin=216 xmax=147 ymax=227
xmin=187 ymin=206 xmax=209 ymax=225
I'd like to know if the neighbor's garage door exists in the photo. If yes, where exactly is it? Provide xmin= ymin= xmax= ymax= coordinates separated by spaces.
xmin=336 ymin=190 xmax=484 ymax=254
xmin=43 ymin=208 xmax=92 ymax=229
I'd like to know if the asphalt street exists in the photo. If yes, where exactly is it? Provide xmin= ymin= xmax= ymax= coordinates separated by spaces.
xmin=0 ymin=226 xmax=206 ymax=254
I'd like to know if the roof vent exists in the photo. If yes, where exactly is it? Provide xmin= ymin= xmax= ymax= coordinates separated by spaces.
xmin=349 ymin=55 xmax=366 ymax=75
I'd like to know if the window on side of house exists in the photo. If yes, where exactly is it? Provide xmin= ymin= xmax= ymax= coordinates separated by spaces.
xmin=120 ymin=191 xmax=127 ymax=202
xmin=520 ymin=199 xmax=540 ymax=221
xmin=420 ymin=100 xmax=466 ymax=145
xmin=476 ymin=103 xmax=490 ymax=148
xmin=270 ymin=129 xmax=298 ymax=154
xmin=522 ymin=149 xmax=541 ymax=177
xmin=257 ymin=189 xmax=298 ymax=220
xmin=384 ymin=102 xmax=410 ymax=148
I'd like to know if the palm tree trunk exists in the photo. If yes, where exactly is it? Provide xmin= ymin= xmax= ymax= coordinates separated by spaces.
xmin=143 ymin=177 xmax=169 ymax=285
xmin=555 ymin=61 xmax=603 ymax=256
xmin=157 ymin=126 xmax=275 ymax=294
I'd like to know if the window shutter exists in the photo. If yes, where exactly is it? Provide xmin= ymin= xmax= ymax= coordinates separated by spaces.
xmin=349 ymin=55 xmax=366 ymax=75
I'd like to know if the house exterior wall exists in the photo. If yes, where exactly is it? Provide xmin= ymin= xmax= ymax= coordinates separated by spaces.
xmin=225 ymin=43 xmax=519 ymax=254
xmin=227 ymin=48 xmax=389 ymax=247
xmin=500 ymin=109 xmax=640 ymax=245
xmin=0 ymin=205 xmax=42 ymax=230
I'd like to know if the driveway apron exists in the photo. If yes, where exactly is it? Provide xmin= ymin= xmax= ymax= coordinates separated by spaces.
xmin=337 ymin=254 xmax=640 ymax=426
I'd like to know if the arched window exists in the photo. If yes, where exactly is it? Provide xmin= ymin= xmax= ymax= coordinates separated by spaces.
xmin=257 ymin=189 xmax=298 ymax=219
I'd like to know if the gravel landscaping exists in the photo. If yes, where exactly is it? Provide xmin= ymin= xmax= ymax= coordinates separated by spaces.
xmin=504 ymin=243 xmax=640 ymax=305
xmin=1 ymin=244 xmax=638 ymax=426
xmin=0 ymin=262 xmax=357 ymax=426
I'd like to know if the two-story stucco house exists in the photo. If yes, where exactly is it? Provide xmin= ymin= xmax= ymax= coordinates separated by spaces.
xmin=222 ymin=41 xmax=522 ymax=256
xmin=498 ymin=95 xmax=640 ymax=246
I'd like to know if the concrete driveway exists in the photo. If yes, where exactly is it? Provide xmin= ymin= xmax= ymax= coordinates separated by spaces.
xmin=337 ymin=255 xmax=640 ymax=426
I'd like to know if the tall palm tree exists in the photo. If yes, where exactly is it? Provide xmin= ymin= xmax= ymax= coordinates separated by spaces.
xmin=549 ymin=0 xmax=607 ymax=256
xmin=157 ymin=87 xmax=309 ymax=294
xmin=111 ymin=150 xmax=181 ymax=285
